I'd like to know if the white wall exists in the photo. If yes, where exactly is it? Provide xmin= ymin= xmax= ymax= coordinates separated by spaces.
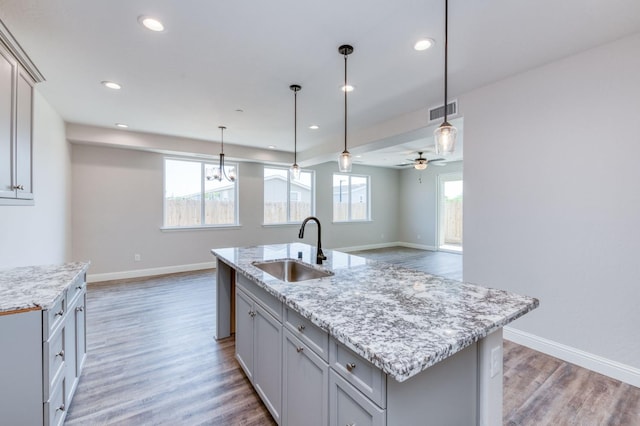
xmin=0 ymin=91 xmax=72 ymax=268
xmin=399 ymin=161 xmax=463 ymax=249
xmin=462 ymin=33 xmax=640 ymax=372
xmin=72 ymin=144 xmax=400 ymax=277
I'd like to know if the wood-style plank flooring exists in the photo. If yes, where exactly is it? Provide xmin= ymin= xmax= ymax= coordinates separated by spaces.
xmin=65 ymin=248 xmax=640 ymax=425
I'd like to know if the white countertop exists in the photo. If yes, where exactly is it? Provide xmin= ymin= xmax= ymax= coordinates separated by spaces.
xmin=0 ymin=262 xmax=90 ymax=314
xmin=211 ymin=243 xmax=538 ymax=382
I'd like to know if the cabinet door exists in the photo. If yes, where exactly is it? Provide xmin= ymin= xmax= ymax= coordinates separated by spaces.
xmin=283 ymin=330 xmax=328 ymax=426
xmin=330 ymin=370 xmax=385 ymax=426
xmin=0 ymin=44 xmax=15 ymax=199
xmin=253 ymin=303 xmax=282 ymax=424
xmin=75 ymin=291 xmax=87 ymax=376
xmin=235 ymin=288 xmax=254 ymax=381
xmin=64 ymin=295 xmax=79 ymax=403
xmin=15 ymin=69 xmax=33 ymax=199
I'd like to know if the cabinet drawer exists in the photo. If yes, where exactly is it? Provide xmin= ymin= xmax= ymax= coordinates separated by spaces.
xmin=330 ymin=340 xmax=386 ymax=408
xmin=43 ymin=325 xmax=66 ymax=401
xmin=66 ymin=273 xmax=86 ymax=305
xmin=285 ymin=307 xmax=329 ymax=362
xmin=44 ymin=373 xmax=67 ymax=426
xmin=236 ymin=273 xmax=283 ymax=321
xmin=43 ymin=293 xmax=67 ymax=341
xmin=329 ymin=370 xmax=386 ymax=426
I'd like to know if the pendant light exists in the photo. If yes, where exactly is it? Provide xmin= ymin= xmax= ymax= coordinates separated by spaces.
xmin=290 ymin=84 xmax=301 ymax=180
xmin=434 ymin=0 xmax=457 ymax=155
xmin=207 ymin=126 xmax=236 ymax=182
xmin=338 ymin=44 xmax=354 ymax=173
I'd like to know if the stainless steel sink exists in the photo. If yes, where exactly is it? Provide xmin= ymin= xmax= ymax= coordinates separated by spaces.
xmin=252 ymin=259 xmax=333 ymax=282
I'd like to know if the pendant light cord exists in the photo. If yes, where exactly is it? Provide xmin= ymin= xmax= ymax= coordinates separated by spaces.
xmin=344 ymin=52 xmax=348 ymax=153
xmin=444 ymin=0 xmax=449 ymax=124
xmin=294 ymin=88 xmax=298 ymax=164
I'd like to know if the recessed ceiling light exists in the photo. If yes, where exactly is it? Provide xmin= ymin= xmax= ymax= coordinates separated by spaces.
xmin=341 ymin=85 xmax=354 ymax=92
xmin=414 ymin=38 xmax=435 ymax=51
xmin=235 ymin=109 xmax=244 ymax=113
xmin=138 ymin=16 xmax=165 ymax=32
xmin=115 ymin=123 xmax=128 ymax=128
xmin=355 ymin=155 xmax=362 ymax=158
xmin=268 ymin=145 xmax=276 ymax=149
xmin=101 ymin=81 xmax=121 ymax=90
xmin=309 ymin=125 xmax=319 ymax=130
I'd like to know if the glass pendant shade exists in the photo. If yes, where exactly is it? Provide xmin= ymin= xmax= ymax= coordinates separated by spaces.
xmin=290 ymin=163 xmax=301 ymax=180
xmin=339 ymin=150 xmax=352 ymax=173
xmin=414 ymin=161 xmax=428 ymax=171
xmin=434 ymin=121 xmax=457 ymax=155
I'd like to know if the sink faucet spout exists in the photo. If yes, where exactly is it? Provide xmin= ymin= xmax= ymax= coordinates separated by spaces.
xmin=298 ymin=216 xmax=327 ymax=265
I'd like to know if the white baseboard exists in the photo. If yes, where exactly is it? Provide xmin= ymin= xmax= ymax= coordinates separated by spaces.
xmin=504 ymin=326 xmax=640 ymax=388
xmin=336 ymin=241 xmax=404 ymax=253
xmin=87 ymin=261 xmax=216 ymax=283
xmin=397 ymin=242 xmax=438 ymax=251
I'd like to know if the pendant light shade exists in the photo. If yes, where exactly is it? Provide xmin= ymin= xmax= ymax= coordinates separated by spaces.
xmin=338 ymin=44 xmax=354 ymax=173
xmin=290 ymin=84 xmax=302 ymax=180
xmin=207 ymin=126 xmax=235 ymax=182
xmin=434 ymin=0 xmax=457 ymax=156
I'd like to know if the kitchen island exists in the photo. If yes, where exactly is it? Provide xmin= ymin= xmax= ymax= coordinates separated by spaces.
xmin=212 ymin=243 xmax=537 ymax=425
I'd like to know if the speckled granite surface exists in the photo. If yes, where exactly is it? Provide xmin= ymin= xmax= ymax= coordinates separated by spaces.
xmin=0 ymin=262 xmax=90 ymax=313
xmin=212 ymin=243 xmax=538 ymax=382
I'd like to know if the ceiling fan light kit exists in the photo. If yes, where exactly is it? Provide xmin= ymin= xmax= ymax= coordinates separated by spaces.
xmin=434 ymin=0 xmax=457 ymax=156
xmin=338 ymin=44 xmax=354 ymax=173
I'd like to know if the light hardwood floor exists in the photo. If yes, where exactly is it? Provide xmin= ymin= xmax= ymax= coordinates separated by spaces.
xmin=65 ymin=249 xmax=640 ymax=425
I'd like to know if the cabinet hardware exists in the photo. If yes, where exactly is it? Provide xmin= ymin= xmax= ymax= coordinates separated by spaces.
xmin=56 ymin=350 xmax=65 ymax=358
xmin=12 ymin=184 xmax=24 ymax=190
xmin=76 ymin=306 xmax=84 ymax=312
xmin=56 ymin=404 xmax=65 ymax=412
xmin=346 ymin=362 xmax=356 ymax=372
xmin=248 ymin=310 xmax=256 ymax=317
xmin=55 ymin=310 xmax=64 ymax=317
xmin=76 ymin=285 xmax=83 ymax=290
xmin=297 ymin=324 xmax=305 ymax=332
xmin=296 ymin=346 xmax=304 ymax=353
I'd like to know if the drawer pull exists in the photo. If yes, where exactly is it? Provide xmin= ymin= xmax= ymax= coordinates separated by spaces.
xmin=248 ymin=310 xmax=256 ymax=318
xmin=55 ymin=309 xmax=64 ymax=317
xmin=76 ymin=285 xmax=83 ymax=290
xmin=296 ymin=346 xmax=304 ymax=353
xmin=76 ymin=306 xmax=84 ymax=312
xmin=297 ymin=324 xmax=305 ymax=332
xmin=56 ymin=404 xmax=65 ymax=412
xmin=12 ymin=184 xmax=24 ymax=190
xmin=56 ymin=350 xmax=65 ymax=359
xmin=346 ymin=362 xmax=356 ymax=372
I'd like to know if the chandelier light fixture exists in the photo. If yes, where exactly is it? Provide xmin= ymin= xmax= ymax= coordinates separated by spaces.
xmin=338 ymin=44 xmax=354 ymax=173
xmin=290 ymin=84 xmax=301 ymax=180
xmin=434 ymin=0 xmax=457 ymax=155
xmin=207 ymin=126 xmax=236 ymax=182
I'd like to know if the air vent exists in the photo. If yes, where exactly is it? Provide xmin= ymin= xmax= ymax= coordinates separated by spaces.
xmin=428 ymin=100 xmax=458 ymax=123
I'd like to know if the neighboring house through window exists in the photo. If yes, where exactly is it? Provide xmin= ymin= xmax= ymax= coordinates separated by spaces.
xmin=164 ymin=158 xmax=238 ymax=227
xmin=264 ymin=167 xmax=315 ymax=224
xmin=333 ymin=173 xmax=370 ymax=222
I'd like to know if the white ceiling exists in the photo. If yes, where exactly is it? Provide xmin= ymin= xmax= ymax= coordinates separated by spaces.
xmin=1 ymin=0 xmax=639 ymax=168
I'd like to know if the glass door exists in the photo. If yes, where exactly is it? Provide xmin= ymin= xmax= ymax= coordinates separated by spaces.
xmin=438 ymin=172 xmax=463 ymax=253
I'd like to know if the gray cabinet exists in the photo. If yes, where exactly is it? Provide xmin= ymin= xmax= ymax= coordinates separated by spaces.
xmin=329 ymin=370 xmax=385 ymax=426
xmin=0 ymin=28 xmax=38 ymax=203
xmin=235 ymin=277 xmax=282 ymax=423
xmin=282 ymin=329 xmax=328 ymax=426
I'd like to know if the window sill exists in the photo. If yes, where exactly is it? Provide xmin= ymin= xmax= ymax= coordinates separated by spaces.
xmin=160 ymin=224 xmax=242 ymax=232
xmin=262 ymin=223 xmax=302 ymax=228
xmin=332 ymin=220 xmax=373 ymax=224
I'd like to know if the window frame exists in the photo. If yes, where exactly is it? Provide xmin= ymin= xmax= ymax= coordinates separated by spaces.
xmin=263 ymin=166 xmax=316 ymax=225
xmin=332 ymin=173 xmax=371 ymax=223
xmin=162 ymin=157 xmax=239 ymax=229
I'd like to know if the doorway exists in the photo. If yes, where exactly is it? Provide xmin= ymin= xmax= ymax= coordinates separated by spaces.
xmin=438 ymin=172 xmax=463 ymax=253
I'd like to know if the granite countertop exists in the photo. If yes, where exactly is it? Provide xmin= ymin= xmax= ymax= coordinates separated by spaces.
xmin=0 ymin=262 xmax=91 ymax=314
xmin=212 ymin=243 xmax=538 ymax=382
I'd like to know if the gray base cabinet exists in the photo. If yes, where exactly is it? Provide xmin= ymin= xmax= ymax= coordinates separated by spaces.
xmin=0 ymin=273 xmax=87 ymax=425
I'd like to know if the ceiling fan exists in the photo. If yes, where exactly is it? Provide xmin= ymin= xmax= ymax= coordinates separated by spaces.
xmin=396 ymin=152 xmax=446 ymax=169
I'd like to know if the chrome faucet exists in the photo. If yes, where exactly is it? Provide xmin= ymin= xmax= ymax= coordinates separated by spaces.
xmin=298 ymin=216 xmax=327 ymax=265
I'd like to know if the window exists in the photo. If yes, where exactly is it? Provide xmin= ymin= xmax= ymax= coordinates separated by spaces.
xmin=438 ymin=172 xmax=463 ymax=252
xmin=333 ymin=174 xmax=370 ymax=222
xmin=263 ymin=167 xmax=315 ymax=224
xmin=164 ymin=158 xmax=238 ymax=227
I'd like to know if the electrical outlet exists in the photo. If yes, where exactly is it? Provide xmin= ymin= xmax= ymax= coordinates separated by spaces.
xmin=134 ymin=254 xmax=141 ymax=262
xmin=417 ymin=234 xmax=421 ymax=240
xmin=490 ymin=346 xmax=502 ymax=378
xmin=381 ymin=233 xmax=385 ymax=239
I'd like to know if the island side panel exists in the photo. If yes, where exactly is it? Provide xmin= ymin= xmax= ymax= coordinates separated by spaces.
xmin=386 ymin=343 xmax=478 ymax=425
xmin=477 ymin=329 xmax=503 ymax=426
xmin=215 ymin=258 xmax=235 ymax=340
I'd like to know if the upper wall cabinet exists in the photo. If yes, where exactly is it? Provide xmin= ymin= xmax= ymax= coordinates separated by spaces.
xmin=0 ymin=19 xmax=44 ymax=205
